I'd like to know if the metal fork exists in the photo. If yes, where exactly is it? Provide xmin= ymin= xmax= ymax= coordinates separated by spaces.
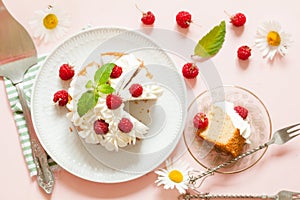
xmin=189 ymin=123 xmax=300 ymax=185
xmin=179 ymin=190 xmax=300 ymax=200
xmin=0 ymin=1 xmax=54 ymax=194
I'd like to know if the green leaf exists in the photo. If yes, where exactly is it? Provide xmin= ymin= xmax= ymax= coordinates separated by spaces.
xmin=194 ymin=20 xmax=226 ymax=58
xmin=85 ymin=80 xmax=93 ymax=89
xmin=97 ymin=83 xmax=115 ymax=94
xmin=77 ymin=91 xmax=98 ymax=117
xmin=94 ymin=63 xmax=115 ymax=85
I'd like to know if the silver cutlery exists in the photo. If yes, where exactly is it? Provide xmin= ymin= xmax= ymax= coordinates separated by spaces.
xmin=189 ymin=123 xmax=300 ymax=185
xmin=0 ymin=0 xmax=54 ymax=194
xmin=179 ymin=190 xmax=300 ymax=200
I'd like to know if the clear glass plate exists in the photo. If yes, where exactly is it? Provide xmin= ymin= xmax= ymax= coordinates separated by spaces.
xmin=183 ymin=85 xmax=272 ymax=174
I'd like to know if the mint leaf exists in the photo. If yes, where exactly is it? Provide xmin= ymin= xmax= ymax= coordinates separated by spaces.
xmin=194 ymin=20 xmax=226 ymax=58
xmin=94 ymin=63 xmax=115 ymax=85
xmin=77 ymin=91 xmax=98 ymax=117
xmin=85 ymin=80 xmax=93 ymax=89
xmin=97 ymin=83 xmax=115 ymax=94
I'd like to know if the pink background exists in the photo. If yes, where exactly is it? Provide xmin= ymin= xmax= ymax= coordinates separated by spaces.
xmin=1 ymin=0 xmax=300 ymax=199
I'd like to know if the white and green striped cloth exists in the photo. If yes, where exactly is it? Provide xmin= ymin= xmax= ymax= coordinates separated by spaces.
xmin=4 ymin=55 xmax=57 ymax=177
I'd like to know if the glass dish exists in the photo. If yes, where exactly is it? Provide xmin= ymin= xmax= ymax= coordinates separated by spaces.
xmin=183 ymin=85 xmax=272 ymax=174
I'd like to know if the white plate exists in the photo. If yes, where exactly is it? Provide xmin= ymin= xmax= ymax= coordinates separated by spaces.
xmin=31 ymin=27 xmax=187 ymax=183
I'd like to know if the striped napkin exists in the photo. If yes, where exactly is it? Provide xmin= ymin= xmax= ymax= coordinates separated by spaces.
xmin=4 ymin=55 xmax=58 ymax=177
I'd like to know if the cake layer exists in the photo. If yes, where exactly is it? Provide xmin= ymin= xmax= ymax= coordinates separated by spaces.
xmin=197 ymin=104 xmax=246 ymax=157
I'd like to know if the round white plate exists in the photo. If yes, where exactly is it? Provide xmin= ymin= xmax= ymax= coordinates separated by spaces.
xmin=31 ymin=27 xmax=187 ymax=183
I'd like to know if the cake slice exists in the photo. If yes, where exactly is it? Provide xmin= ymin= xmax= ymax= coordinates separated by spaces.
xmin=197 ymin=105 xmax=246 ymax=157
xmin=66 ymin=52 xmax=163 ymax=151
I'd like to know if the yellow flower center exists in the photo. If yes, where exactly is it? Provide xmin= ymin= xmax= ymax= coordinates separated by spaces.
xmin=43 ymin=14 xmax=58 ymax=29
xmin=267 ymin=31 xmax=281 ymax=46
xmin=168 ymin=170 xmax=183 ymax=183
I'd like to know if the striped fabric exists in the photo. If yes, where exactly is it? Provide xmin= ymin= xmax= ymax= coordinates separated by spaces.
xmin=4 ymin=55 xmax=58 ymax=177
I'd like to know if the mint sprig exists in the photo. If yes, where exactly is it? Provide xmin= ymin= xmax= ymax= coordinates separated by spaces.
xmin=77 ymin=63 xmax=115 ymax=117
xmin=94 ymin=63 xmax=115 ymax=84
xmin=97 ymin=83 xmax=115 ymax=94
xmin=77 ymin=91 xmax=97 ymax=117
xmin=194 ymin=20 xmax=226 ymax=58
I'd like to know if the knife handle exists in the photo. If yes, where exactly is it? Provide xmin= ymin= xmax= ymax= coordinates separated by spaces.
xmin=15 ymin=82 xmax=55 ymax=194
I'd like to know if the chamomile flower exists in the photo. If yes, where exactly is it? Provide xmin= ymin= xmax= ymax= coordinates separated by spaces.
xmin=155 ymin=159 xmax=192 ymax=194
xmin=29 ymin=5 xmax=70 ymax=43
xmin=255 ymin=21 xmax=291 ymax=60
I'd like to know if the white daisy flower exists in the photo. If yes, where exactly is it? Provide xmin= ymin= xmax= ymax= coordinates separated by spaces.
xmin=255 ymin=21 xmax=292 ymax=60
xmin=29 ymin=5 xmax=70 ymax=43
xmin=155 ymin=159 xmax=192 ymax=194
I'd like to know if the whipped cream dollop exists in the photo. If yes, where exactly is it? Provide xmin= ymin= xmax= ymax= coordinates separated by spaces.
xmin=214 ymin=101 xmax=251 ymax=143
xmin=66 ymin=53 xmax=163 ymax=151
xmin=109 ymin=54 xmax=142 ymax=90
xmin=129 ymin=84 xmax=163 ymax=100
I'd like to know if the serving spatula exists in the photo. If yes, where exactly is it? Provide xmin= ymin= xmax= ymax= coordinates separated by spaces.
xmin=0 ymin=0 xmax=54 ymax=194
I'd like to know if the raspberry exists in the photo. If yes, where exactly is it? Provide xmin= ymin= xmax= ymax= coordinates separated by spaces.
xmin=94 ymin=119 xmax=109 ymax=135
xmin=237 ymin=45 xmax=251 ymax=60
xmin=182 ymin=63 xmax=199 ymax=79
xmin=176 ymin=11 xmax=192 ymax=28
xmin=193 ymin=112 xmax=209 ymax=129
xmin=53 ymin=90 xmax=70 ymax=106
xmin=230 ymin=13 xmax=246 ymax=27
xmin=129 ymin=83 xmax=143 ymax=97
xmin=110 ymin=65 xmax=123 ymax=78
xmin=59 ymin=64 xmax=74 ymax=80
xmin=234 ymin=105 xmax=248 ymax=119
xmin=141 ymin=11 xmax=155 ymax=25
xmin=118 ymin=118 xmax=133 ymax=133
xmin=106 ymin=94 xmax=122 ymax=110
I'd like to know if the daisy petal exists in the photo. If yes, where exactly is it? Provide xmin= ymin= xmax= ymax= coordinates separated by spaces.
xmin=268 ymin=49 xmax=277 ymax=60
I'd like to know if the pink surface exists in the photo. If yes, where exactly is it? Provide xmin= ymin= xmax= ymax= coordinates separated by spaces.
xmin=1 ymin=0 xmax=300 ymax=199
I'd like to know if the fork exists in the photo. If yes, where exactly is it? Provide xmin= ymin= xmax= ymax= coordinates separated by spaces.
xmin=179 ymin=190 xmax=300 ymax=200
xmin=189 ymin=123 xmax=300 ymax=185
xmin=0 ymin=1 xmax=54 ymax=194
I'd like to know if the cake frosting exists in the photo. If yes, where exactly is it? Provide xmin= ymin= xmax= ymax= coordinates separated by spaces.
xmin=214 ymin=101 xmax=251 ymax=143
xmin=66 ymin=53 xmax=163 ymax=151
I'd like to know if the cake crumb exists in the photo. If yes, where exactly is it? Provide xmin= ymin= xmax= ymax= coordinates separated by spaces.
xmin=101 ymin=52 xmax=125 ymax=57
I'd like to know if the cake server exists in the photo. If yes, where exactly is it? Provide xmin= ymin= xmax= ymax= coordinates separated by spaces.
xmin=0 ymin=0 xmax=54 ymax=194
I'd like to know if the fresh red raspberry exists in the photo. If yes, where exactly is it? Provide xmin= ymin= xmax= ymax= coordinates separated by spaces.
xmin=182 ymin=63 xmax=199 ymax=79
xmin=237 ymin=45 xmax=251 ymax=60
xmin=193 ymin=112 xmax=209 ymax=129
xmin=106 ymin=94 xmax=122 ymax=110
xmin=176 ymin=11 xmax=192 ymax=28
xmin=141 ymin=11 xmax=155 ymax=25
xmin=230 ymin=13 xmax=246 ymax=27
xmin=94 ymin=119 xmax=109 ymax=135
xmin=118 ymin=118 xmax=133 ymax=133
xmin=59 ymin=64 xmax=74 ymax=80
xmin=234 ymin=105 xmax=248 ymax=119
xmin=110 ymin=65 xmax=123 ymax=78
xmin=129 ymin=83 xmax=143 ymax=97
xmin=53 ymin=90 xmax=70 ymax=106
